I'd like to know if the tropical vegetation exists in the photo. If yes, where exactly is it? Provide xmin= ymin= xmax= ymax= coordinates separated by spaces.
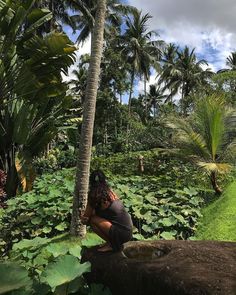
xmin=0 ymin=0 xmax=236 ymax=293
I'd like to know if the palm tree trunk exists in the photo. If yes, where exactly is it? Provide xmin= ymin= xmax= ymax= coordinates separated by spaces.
xmin=70 ymin=0 xmax=107 ymax=237
xmin=210 ymin=171 xmax=222 ymax=195
xmin=126 ymin=68 xmax=135 ymax=146
xmin=128 ymin=68 xmax=135 ymax=115
xmin=153 ymin=101 xmax=156 ymax=118
xmin=181 ymin=82 xmax=185 ymax=116
xmin=144 ymin=77 xmax=147 ymax=117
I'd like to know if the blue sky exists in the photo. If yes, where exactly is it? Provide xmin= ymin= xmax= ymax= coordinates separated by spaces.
xmin=63 ymin=0 xmax=236 ymax=101
xmin=127 ymin=0 xmax=236 ymax=72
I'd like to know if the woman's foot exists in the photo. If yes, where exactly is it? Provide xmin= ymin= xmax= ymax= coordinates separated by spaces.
xmin=97 ymin=243 xmax=113 ymax=252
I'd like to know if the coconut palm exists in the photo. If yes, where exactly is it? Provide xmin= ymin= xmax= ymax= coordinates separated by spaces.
xmin=70 ymin=0 xmax=107 ymax=237
xmin=147 ymin=84 xmax=167 ymax=117
xmin=33 ymin=0 xmax=78 ymax=33
xmin=120 ymin=10 xmax=164 ymax=115
xmin=226 ymin=52 xmax=236 ymax=70
xmin=160 ymin=46 xmax=212 ymax=115
xmin=167 ymin=95 xmax=236 ymax=194
xmin=217 ymin=51 xmax=236 ymax=74
xmin=158 ymin=43 xmax=178 ymax=103
xmin=69 ymin=0 xmax=137 ymax=44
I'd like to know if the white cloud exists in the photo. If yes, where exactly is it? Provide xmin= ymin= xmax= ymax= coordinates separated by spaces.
xmin=128 ymin=0 xmax=236 ymax=71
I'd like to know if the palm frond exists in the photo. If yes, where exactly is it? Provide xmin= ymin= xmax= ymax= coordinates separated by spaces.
xmin=197 ymin=162 xmax=231 ymax=174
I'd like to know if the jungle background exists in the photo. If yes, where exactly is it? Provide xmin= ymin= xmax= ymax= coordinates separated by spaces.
xmin=0 ymin=1 xmax=236 ymax=294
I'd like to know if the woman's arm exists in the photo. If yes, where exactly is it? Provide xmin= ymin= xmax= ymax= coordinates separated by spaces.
xmin=81 ymin=203 xmax=94 ymax=225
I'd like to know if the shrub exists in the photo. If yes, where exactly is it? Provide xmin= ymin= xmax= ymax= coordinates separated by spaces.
xmin=0 ymin=170 xmax=7 ymax=208
xmin=0 ymin=234 xmax=110 ymax=295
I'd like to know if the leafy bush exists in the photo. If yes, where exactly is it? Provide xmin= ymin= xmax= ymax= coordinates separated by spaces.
xmin=0 ymin=234 xmax=110 ymax=295
xmin=0 ymin=170 xmax=6 ymax=208
xmin=0 ymin=151 xmax=212 ymax=255
xmin=0 ymin=169 xmax=75 ymax=255
xmin=34 ymin=148 xmax=76 ymax=175
xmin=92 ymin=149 xmax=207 ymax=181
xmin=110 ymin=175 xmax=208 ymax=240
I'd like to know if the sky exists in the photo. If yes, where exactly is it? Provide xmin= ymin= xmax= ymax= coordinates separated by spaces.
xmin=63 ymin=0 xmax=236 ymax=99
xmin=128 ymin=0 xmax=236 ymax=95
xmin=128 ymin=0 xmax=236 ymax=72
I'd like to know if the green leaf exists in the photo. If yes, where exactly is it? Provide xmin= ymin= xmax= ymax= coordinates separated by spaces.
xmin=160 ymin=231 xmax=177 ymax=240
xmin=160 ymin=216 xmax=177 ymax=227
xmin=55 ymin=222 xmax=68 ymax=231
xmin=69 ymin=245 xmax=82 ymax=259
xmin=0 ymin=262 xmax=32 ymax=294
xmin=183 ymin=187 xmax=198 ymax=196
xmin=12 ymin=237 xmax=50 ymax=251
xmin=67 ymin=276 xmax=85 ymax=294
xmin=40 ymin=255 xmax=91 ymax=291
xmin=172 ymin=214 xmax=186 ymax=224
xmin=132 ymin=233 xmax=146 ymax=240
xmin=23 ymin=10 xmax=52 ymax=38
xmin=42 ymin=226 xmax=52 ymax=234
xmin=81 ymin=233 xmax=103 ymax=247
xmin=46 ymin=243 xmax=68 ymax=258
xmin=31 ymin=217 xmax=42 ymax=225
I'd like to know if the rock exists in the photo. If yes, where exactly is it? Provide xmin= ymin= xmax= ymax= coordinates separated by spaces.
xmin=82 ymin=240 xmax=236 ymax=295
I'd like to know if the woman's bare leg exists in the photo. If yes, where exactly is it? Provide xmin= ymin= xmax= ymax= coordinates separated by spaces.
xmin=90 ymin=223 xmax=109 ymax=242
xmin=90 ymin=215 xmax=113 ymax=251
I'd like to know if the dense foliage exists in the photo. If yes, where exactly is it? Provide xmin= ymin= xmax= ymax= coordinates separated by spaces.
xmin=0 ymin=0 xmax=76 ymax=197
xmin=0 ymin=233 xmax=110 ymax=294
xmin=0 ymin=150 xmax=212 ymax=255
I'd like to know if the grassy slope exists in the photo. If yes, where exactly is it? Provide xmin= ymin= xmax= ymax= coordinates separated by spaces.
xmin=195 ymin=181 xmax=236 ymax=241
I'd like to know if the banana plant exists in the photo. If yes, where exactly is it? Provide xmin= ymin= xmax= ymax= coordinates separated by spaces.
xmin=0 ymin=0 xmax=76 ymax=197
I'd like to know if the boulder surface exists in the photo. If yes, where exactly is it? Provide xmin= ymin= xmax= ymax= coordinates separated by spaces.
xmin=82 ymin=240 xmax=236 ymax=295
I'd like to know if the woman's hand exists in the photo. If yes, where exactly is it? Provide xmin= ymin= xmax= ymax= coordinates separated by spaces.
xmin=80 ymin=215 xmax=90 ymax=225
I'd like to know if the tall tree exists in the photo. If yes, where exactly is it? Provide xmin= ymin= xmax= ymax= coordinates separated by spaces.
xmin=70 ymin=0 xmax=137 ymax=44
xmin=70 ymin=0 xmax=107 ymax=237
xmin=159 ymin=46 xmax=212 ymax=115
xmin=120 ymin=10 xmax=164 ymax=115
xmin=32 ymin=0 xmax=77 ymax=33
xmin=147 ymin=84 xmax=167 ymax=117
xmin=226 ymin=52 xmax=236 ymax=70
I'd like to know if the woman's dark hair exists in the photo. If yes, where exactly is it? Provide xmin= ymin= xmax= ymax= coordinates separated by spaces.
xmin=89 ymin=170 xmax=107 ymax=188
xmin=88 ymin=170 xmax=117 ymax=208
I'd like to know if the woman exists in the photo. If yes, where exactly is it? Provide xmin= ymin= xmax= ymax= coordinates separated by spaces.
xmin=81 ymin=170 xmax=133 ymax=252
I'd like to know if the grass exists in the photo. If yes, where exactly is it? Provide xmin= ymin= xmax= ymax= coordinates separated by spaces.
xmin=195 ymin=180 xmax=236 ymax=241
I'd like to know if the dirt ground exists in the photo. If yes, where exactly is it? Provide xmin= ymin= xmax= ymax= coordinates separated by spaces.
xmin=82 ymin=240 xmax=236 ymax=295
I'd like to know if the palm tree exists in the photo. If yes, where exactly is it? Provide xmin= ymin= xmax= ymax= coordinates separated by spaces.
xmin=70 ymin=0 xmax=107 ymax=237
xmin=33 ymin=0 xmax=77 ymax=33
xmin=226 ymin=52 xmax=236 ymax=70
xmin=167 ymin=95 xmax=236 ymax=194
xmin=120 ymin=10 xmax=164 ymax=115
xmin=69 ymin=0 xmax=137 ymax=44
xmin=160 ymin=46 xmax=212 ymax=115
xmin=147 ymin=84 xmax=167 ymax=117
xmin=158 ymin=43 xmax=178 ymax=103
